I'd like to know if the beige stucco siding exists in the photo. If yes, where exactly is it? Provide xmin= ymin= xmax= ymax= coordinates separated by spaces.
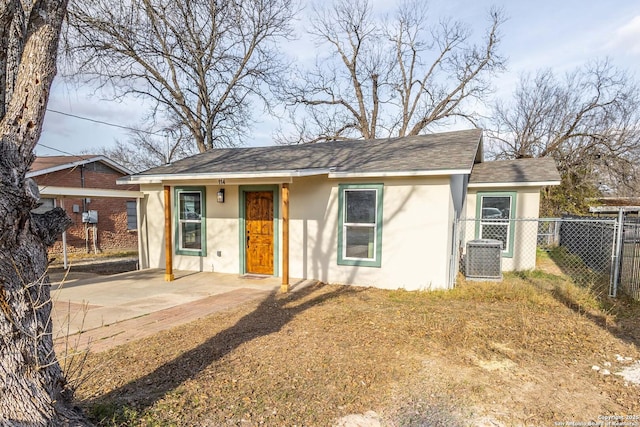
xmin=140 ymin=184 xmax=241 ymax=274
xmin=464 ymin=187 xmax=542 ymax=271
xmin=288 ymin=176 xmax=454 ymax=290
xmin=141 ymin=184 xmax=165 ymax=270
xmin=140 ymin=176 xmax=457 ymax=290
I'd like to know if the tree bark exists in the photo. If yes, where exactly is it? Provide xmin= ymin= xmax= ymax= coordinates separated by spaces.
xmin=0 ymin=0 xmax=91 ymax=425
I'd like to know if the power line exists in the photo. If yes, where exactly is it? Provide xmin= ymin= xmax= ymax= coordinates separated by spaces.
xmin=46 ymin=108 xmax=163 ymax=136
xmin=38 ymin=143 xmax=80 ymax=157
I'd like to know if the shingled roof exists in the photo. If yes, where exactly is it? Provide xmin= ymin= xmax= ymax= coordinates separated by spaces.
xmin=30 ymin=155 xmax=97 ymax=172
xmin=28 ymin=155 xmax=133 ymax=177
xmin=469 ymin=157 xmax=561 ymax=185
xmin=126 ymin=129 xmax=483 ymax=182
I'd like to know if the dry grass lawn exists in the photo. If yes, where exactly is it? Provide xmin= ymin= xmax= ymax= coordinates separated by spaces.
xmin=69 ymin=261 xmax=640 ymax=426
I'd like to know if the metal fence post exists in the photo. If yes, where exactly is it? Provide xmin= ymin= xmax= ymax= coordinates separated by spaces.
xmin=611 ymin=210 xmax=625 ymax=298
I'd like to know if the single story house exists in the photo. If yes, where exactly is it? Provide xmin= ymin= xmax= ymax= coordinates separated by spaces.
xmin=29 ymin=155 xmax=143 ymax=261
xmin=118 ymin=129 xmax=560 ymax=291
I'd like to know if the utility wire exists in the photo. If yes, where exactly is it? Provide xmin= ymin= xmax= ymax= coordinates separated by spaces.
xmin=46 ymin=108 xmax=163 ymax=136
xmin=40 ymin=107 xmax=159 ymax=158
xmin=38 ymin=143 xmax=81 ymax=157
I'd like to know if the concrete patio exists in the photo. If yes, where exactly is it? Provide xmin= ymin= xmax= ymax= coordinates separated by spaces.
xmin=51 ymin=269 xmax=315 ymax=353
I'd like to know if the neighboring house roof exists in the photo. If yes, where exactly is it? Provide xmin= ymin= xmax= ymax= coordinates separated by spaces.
xmin=121 ymin=129 xmax=484 ymax=183
xmin=469 ymin=158 xmax=561 ymax=187
xmin=28 ymin=155 xmax=134 ymax=177
xmin=589 ymin=197 xmax=640 ymax=207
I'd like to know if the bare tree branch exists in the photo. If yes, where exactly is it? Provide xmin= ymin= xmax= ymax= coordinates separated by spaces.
xmin=486 ymin=60 xmax=640 ymax=213
xmin=64 ymin=0 xmax=296 ymax=153
xmin=99 ymin=120 xmax=197 ymax=172
xmin=278 ymin=0 xmax=504 ymax=143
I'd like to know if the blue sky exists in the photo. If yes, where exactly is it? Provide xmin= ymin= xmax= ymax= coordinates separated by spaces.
xmin=37 ymin=0 xmax=640 ymax=156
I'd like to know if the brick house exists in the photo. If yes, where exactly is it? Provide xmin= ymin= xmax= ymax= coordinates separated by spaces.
xmin=28 ymin=155 xmax=142 ymax=256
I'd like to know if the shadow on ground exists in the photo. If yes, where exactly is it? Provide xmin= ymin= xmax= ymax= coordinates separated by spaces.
xmin=84 ymin=282 xmax=359 ymax=416
xmin=522 ymin=251 xmax=640 ymax=350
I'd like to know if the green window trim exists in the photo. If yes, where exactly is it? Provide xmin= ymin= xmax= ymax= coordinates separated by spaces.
xmin=337 ymin=183 xmax=383 ymax=268
xmin=475 ymin=191 xmax=517 ymax=258
xmin=175 ymin=186 xmax=207 ymax=257
xmin=238 ymin=185 xmax=280 ymax=276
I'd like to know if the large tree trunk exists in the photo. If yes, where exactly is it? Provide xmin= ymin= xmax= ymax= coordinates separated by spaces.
xmin=0 ymin=0 xmax=90 ymax=425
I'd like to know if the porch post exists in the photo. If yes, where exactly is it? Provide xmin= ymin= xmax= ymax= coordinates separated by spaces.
xmin=281 ymin=183 xmax=290 ymax=292
xmin=136 ymin=196 xmax=146 ymax=270
xmin=164 ymin=185 xmax=174 ymax=281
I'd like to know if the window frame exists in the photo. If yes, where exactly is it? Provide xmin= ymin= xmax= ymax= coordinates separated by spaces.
xmin=475 ymin=191 xmax=517 ymax=258
xmin=337 ymin=183 xmax=383 ymax=267
xmin=126 ymin=200 xmax=137 ymax=231
xmin=174 ymin=186 xmax=207 ymax=257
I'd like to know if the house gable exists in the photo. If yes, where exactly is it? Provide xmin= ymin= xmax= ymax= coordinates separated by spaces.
xmin=28 ymin=155 xmax=141 ymax=257
xmin=28 ymin=155 xmax=134 ymax=179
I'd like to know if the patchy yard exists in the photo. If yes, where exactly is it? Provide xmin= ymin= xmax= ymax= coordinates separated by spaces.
xmin=69 ymin=266 xmax=640 ymax=426
xmin=48 ymin=251 xmax=138 ymax=281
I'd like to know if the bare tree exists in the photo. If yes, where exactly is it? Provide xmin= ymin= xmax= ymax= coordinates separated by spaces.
xmin=1 ymin=0 xmax=90 ymax=424
xmin=279 ymin=0 xmax=505 ymax=143
xmin=65 ymin=0 xmax=297 ymax=153
xmin=100 ymin=122 xmax=197 ymax=172
xmin=488 ymin=61 xmax=640 ymax=214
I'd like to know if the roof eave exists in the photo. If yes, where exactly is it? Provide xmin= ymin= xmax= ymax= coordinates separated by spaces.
xmin=28 ymin=155 xmax=134 ymax=177
xmin=328 ymin=169 xmax=471 ymax=178
xmin=468 ymin=180 xmax=561 ymax=188
xmin=117 ymin=168 xmax=333 ymax=185
xmin=120 ymin=167 xmax=474 ymax=184
xmin=39 ymin=186 xmax=144 ymax=199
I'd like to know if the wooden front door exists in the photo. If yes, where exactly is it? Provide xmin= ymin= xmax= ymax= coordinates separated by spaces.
xmin=245 ymin=191 xmax=274 ymax=274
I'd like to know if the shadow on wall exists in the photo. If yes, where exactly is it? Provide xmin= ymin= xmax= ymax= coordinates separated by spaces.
xmin=303 ymin=181 xmax=416 ymax=288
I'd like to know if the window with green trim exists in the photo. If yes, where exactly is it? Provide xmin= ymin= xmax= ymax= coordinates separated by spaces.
xmin=476 ymin=192 xmax=516 ymax=257
xmin=338 ymin=184 xmax=383 ymax=267
xmin=175 ymin=187 xmax=206 ymax=256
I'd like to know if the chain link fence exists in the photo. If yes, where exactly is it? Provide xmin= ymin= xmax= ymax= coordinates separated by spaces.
xmin=457 ymin=217 xmax=620 ymax=295
xmin=620 ymin=217 xmax=640 ymax=299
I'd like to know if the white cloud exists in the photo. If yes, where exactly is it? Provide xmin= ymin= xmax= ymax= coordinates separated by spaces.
xmin=608 ymin=15 xmax=640 ymax=55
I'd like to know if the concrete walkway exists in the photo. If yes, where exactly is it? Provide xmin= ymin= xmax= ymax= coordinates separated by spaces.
xmin=51 ymin=269 xmax=314 ymax=353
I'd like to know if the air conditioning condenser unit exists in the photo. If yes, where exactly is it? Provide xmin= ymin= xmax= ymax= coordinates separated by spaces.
xmin=465 ymin=239 xmax=502 ymax=281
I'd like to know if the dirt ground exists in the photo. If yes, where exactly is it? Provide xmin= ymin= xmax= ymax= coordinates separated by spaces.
xmin=48 ymin=254 xmax=138 ymax=282
xmin=62 ymin=263 xmax=640 ymax=427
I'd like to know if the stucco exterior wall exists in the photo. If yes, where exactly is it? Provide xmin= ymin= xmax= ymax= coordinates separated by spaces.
xmin=141 ymin=184 xmax=242 ymax=274
xmin=140 ymin=175 xmax=457 ymax=290
xmin=464 ymin=187 xmax=542 ymax=271
xmin=288 ymin=175 xmax=454 ymax=290
xmin=141 ymin=185 xmax=166 ymax=270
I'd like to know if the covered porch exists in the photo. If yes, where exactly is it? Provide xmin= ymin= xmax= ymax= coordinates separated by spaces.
xmin=131 ymin=178 xmax=297 ymax=292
